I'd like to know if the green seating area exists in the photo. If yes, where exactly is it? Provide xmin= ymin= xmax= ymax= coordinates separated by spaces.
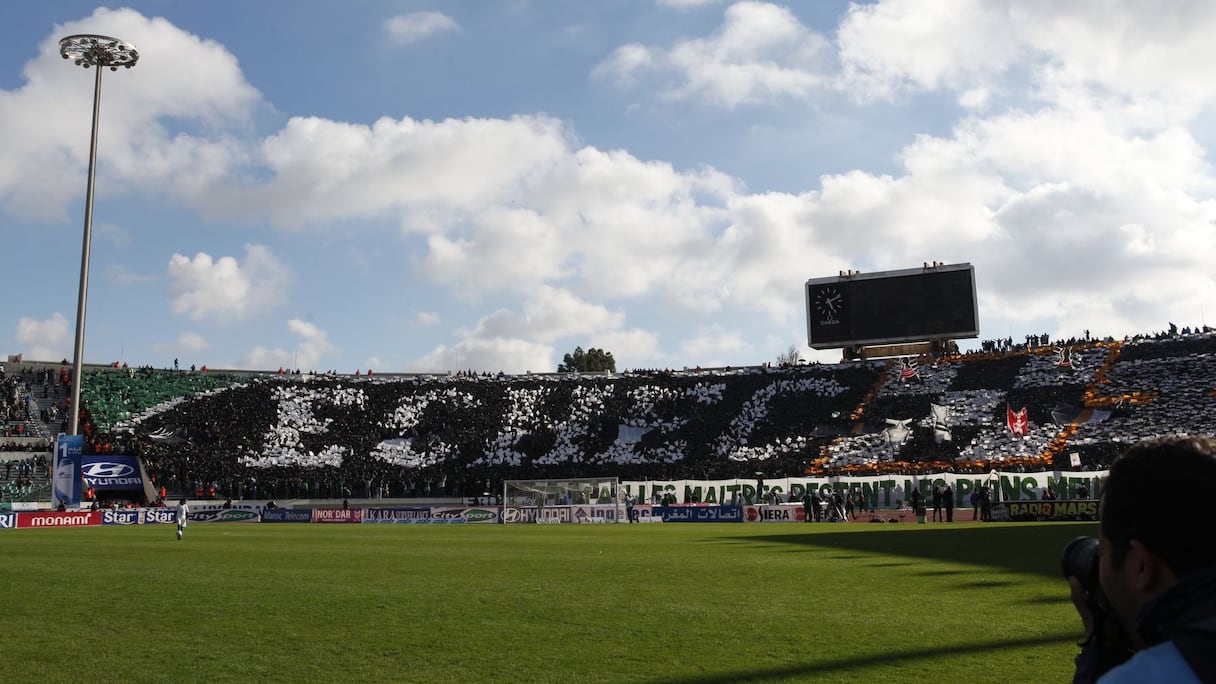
xmin=79 ymin=369 xmax=245 ymax=430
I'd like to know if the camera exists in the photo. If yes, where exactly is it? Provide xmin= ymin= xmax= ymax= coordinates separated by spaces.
xmin=1061 ymin=536 xmax=1111 ymax=621
xmin=1061 ymin=536 xmax=1132 ymax=675
xmin=1061 ymin=535 xmax=1100 ymax=590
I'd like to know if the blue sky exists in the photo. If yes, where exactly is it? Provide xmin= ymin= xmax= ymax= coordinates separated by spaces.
xmin=1 ymin=1 xmax=1214 ymax=373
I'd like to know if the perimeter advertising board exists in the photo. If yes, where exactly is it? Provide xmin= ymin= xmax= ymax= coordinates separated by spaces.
xmin=52 ymin=434 xmax=83 ymax=508
xmin=17 ymin=511 xmax=101 ymax=528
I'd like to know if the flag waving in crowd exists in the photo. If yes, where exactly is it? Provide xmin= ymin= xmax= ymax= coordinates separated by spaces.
xmin=1006 ymin=404 xmax=1029 ymax=436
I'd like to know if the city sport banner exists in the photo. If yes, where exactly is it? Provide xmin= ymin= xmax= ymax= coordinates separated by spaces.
xmin=622 ymin=470 xmax=1109 ymax=508
xmin=53 ymin=434 xmax=83 ymax=509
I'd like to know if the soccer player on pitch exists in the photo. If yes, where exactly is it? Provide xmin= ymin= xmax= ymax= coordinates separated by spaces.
xmin=176 ymin=498 xmax=189 ymax=540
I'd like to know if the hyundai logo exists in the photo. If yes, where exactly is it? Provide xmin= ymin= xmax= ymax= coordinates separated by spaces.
xmin=81 ymin=462 xmax=135 ymax=478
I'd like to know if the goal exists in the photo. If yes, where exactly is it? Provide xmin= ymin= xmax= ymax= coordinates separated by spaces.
xmin=501 ymin=477 xmax=623 ymax=524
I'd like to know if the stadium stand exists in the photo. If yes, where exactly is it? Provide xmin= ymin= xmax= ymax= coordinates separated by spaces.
xmin=6 ymin=327 xmax=1215 ymax=502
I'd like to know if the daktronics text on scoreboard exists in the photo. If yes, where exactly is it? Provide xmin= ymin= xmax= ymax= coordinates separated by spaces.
xmin=805 ymin=263 xmax=979 ymax=349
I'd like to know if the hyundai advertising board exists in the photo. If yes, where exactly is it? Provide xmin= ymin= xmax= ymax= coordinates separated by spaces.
xmin=80 ymin=455 xmax=146 ymax=491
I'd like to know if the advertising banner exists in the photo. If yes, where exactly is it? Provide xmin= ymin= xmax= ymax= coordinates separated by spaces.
xmin=502 ymin=506 xmax=573 ymax=524
xmin=630 ymin=504 xmax=664 ymax=522
xmin=140 ymin=508 xmax=178 ymax=525
xmin=80 ymin=455 xmax=146 ymax=492
xmin=101 ymin=509 xmax=140 ymax=525
xmin=1002 ymin=500 xmax=1099 ymax=522
xmin=428 ymin=507 xmax=500 ymax=524
xmin=187 ymin=509 xmax=260 ymax=523
xmin=623 ymin=470 xmax=1108 ymax=508
xmin=569 ymin=505 xmax=619 ymax=523
xmin=362 ymin=507 xmax=434 ymax=524
xmin=743 ymin=505 xmax=806 ymax=523
xmin=0 ymin=513 xmax=15 ymax=529
xmin=17 ymin=511 xmax=101 ymax=528
xmin=260 ymin=509 xmax=313 ymax=523
xmin=312 ymin=508 xmax=363 ymax=523
xmin=52 ymin=434 xmax=83 ymax=508
xmin=654 ymin=505 xmax=743 ymax=523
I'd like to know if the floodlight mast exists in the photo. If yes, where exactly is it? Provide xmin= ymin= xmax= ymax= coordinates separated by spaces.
xmin=58 ymin=35 xmax=139 ymax=436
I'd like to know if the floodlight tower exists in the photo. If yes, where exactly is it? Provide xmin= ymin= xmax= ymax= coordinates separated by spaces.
xmin=58 ymin=35 xmax=139 ymax=435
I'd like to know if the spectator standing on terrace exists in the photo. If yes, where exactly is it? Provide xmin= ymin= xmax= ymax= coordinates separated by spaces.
xmin=1069 ymin=436 xmax=1216 ymax=683
xmin=175 ymin=498 xmax=189 ymax=540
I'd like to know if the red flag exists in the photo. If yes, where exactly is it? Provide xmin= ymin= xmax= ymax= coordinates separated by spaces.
xmin=1007 ymin=404 xmax=1029 ymax=435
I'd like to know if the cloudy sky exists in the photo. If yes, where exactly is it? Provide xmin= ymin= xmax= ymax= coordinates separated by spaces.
xmin=1 ymin=1 xmax=1214 ymax=374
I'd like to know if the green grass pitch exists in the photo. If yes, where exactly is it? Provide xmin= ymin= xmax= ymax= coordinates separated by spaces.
xmin=0 ymin=521 xmax=1094 ymax=683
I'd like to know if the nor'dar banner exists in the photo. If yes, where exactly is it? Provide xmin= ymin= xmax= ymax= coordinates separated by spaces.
xmin=312 ymin=508 xmax=363 ymax=523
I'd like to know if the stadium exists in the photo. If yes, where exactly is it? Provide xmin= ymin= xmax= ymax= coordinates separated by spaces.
xmin=3 ymin=319 xmax=1214 ymax=681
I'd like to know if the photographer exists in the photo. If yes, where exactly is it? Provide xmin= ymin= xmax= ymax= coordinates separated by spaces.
xmin=1068 ymin=435 xmax=1216 ymax=683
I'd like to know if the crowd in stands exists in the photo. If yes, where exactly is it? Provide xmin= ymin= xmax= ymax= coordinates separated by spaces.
xmin=3 ymin=325 xmax=1213 ymax=502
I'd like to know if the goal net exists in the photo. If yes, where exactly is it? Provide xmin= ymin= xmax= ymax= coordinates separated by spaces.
xmin=501 ymin=477 xmax=623 ymax=524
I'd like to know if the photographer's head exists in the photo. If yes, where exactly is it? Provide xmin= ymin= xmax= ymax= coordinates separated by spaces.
xmin=1098 ymin=435 xmax=1216 ymax=640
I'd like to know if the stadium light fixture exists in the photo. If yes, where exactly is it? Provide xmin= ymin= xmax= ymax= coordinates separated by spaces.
xmin=59 ymin=34 xmax=139 ymax=435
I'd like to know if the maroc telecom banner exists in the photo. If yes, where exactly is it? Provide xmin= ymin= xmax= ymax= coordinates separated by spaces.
xmin=312 ymin=508 xmax=363 ymax=523
xmin=653 ymin=505 xmax=743 ymax=523
xmin=261 ymin=509 xmax=314 ymax=523
xmin=16 ymin=511 xmax=101 ymax=528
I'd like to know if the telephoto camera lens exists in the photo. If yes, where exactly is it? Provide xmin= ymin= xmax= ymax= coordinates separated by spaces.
xmin=1061 ymin=535 xmax=1100 ymax=589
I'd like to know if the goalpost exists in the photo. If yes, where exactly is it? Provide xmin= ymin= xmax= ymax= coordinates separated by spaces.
xmin=501 ymin=477 xmax=624 ymax=524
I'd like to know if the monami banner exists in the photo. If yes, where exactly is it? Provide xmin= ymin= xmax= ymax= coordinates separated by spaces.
xmin=17 ymin=511 xmax=102 ymax=528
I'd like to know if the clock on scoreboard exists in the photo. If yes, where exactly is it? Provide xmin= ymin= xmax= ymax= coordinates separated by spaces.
xmin=805 ymin=263 xmax=979 ymax=349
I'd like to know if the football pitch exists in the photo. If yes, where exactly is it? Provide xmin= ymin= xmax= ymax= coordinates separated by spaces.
xmin=0 ymin=521 xmax=1093 ymax=683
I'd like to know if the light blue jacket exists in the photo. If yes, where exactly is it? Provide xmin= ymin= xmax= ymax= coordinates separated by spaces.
xmin=1098 ymin=641 xmax=1199 ymax=684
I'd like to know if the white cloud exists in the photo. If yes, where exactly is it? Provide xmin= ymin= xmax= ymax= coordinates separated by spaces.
xmin=242 ymin=318 xmax=336 ymax=371
xmin=680 ymin=327 xmax=752 ymax=365
xmin=595 ymin=1 xmax=832 ymax=106
xmin=384 ymin=12 xmax=460 ymax=45
xmin=167 ymin=244 xmax=290 ymax=323
xmin=0 ymin=7 xmax=260 ymax=221
xmin=153 ymin=331 xmax=209 ymax=357
xmin=408 ymin=337 xmax=554 ymax=374
xmin=472 ymin=287 xmax=624 ymax=342
xmin=14 ymin=313 xmax=70 ymax=362
xmin=414 ymin=311 xmax=440 ymax=325
xmin=837 ymin=0 xmax=1216 ymax=112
